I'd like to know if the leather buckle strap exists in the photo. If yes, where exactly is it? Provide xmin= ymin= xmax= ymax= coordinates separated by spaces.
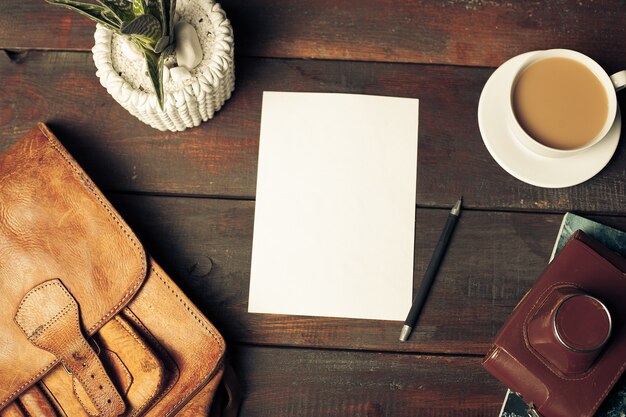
xmin=15 ymin=279 xmax=125 ymax=417
xmin=62 ymin=339 xmax=101 ymax=375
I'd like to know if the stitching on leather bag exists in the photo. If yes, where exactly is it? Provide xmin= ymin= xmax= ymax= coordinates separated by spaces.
xmin=63 ymin=305 xmax=122 ymax=417
xmin=164 ymin=358 xmax=226 ymax=417
xmin=38 ymin=128 xmax=132 ymax=416
xmin=19 ymin=282 xmax=122 ymax=416
xmin=20 ymin=304 xmax=74 ymax=341
xmin=15 ymin=280 xmax=72 ymax=339
xmin=37 ymin=124 xmax=147 ymax=334
xmin=72 ymin=378 xmax=99 ymax=417
xmin=8 ymin=127 xmax=224 ymax=414
xmin=121 ymin=306 xmax=180 ymax=412
xmin=1 ymin=126 xmax=149 ymax=409
xmin=113 ymin=316 xmax=148 ymax=354
xmin=21 ymin=294 xmax=120 ymax=416
xmin=522 ymin=281 xmax=600 ymax=381
xmin=0 ymin=363 xmax=58 ymax=409
xmin=152 ymin=267 xmax=225 ymax=416
xmin=112 ymin=316 xmax=162 ymax=417
xmin=122 ymin=306 xmax=180 ymax=378
xmin=72 ymin=320 xmax=124 ymax=414
xmin=38 ymin=379 xmax=66 ymax=416
xmin=153 ymin=268 xmax=223 ymax=350
xmin=102 ymin=348 xmax=133 ymax=397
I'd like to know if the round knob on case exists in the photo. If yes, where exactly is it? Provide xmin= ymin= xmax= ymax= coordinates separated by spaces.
xmin=527 ymin=287 xmax=612 ymax=375
xmin=553 ymin=293 xmax=611 ymax=353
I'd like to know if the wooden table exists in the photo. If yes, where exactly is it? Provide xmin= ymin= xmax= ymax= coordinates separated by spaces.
xmin=1 ymin=1 xmax=625 ymax=415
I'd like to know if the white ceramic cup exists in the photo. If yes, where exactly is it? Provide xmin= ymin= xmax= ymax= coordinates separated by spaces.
xmin=507 ymin=49 xmax=626 ymax=158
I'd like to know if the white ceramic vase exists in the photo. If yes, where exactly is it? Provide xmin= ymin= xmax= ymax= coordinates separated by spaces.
xmin=92 ymin=0 xmax=235 ymax=132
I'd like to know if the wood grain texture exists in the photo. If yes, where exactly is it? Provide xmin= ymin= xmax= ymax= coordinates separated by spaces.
xmin=231 ymin=345 xmax=504 ymax=417
xmin=104 ymin=193 xmax=626 ymax=355
xmin=1 ymin=3 xmax=624 ymax=415
xmin=1 ymin=0 xmax=625 ymax=70
xmin=1 ymin=51 xmax=625 ymax=213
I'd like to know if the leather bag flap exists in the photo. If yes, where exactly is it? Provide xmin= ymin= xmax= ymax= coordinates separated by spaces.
xmin=0 ymin=124 xmax=147 ymax=409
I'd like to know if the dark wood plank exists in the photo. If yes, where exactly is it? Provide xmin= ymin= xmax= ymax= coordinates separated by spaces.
xmin=105 ymin=193 xmax=626 ymax=355
xmin=232 ymin=345 xmax=504 ymax=417
xmin=1 ymin=4 xmax=621 ymax=415
xmin=2 ymin=51 xmax=625 ymax=213
xmin=2 ymin=0 xmax=625 ymax=70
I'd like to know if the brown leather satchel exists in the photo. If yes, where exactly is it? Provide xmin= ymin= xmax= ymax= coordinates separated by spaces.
xmin=483 ymin=230 xmax=626 ymax=417
xmin=0 ymin=124 xmax=234 ymax=417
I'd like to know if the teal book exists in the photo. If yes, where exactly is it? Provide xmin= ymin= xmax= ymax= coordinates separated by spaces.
xmin=498 ymin=212 xmax=626 ymax=417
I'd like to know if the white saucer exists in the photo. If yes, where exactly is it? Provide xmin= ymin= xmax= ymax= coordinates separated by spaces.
xmin=478 ymin=52 xmax=621 ymax=188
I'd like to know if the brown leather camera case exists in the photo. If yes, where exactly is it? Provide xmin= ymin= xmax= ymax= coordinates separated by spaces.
xmin=483 ymin=230 xmax=626 ymax=417
xmin=0 ymin=124 xmax=227 ymax=417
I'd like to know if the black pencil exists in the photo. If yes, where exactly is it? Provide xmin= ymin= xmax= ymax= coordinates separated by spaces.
xmin=399 ymin=197 xmax=462 ymax=342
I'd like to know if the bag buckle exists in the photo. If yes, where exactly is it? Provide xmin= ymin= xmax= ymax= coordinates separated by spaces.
xmin=62 ymin=338 xmax=101 ymax=375
xmin=15 ymin=279 xmax=125 ymax=417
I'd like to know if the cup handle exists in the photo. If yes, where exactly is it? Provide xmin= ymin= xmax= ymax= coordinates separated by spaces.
xmin=611 ymin=70 xmax=626 ymax=92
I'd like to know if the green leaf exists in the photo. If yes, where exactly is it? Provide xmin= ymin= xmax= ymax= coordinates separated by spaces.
xmin=144 ymin=0 xmax=164 ymax=33
xmin=143 ymin=49 xmax=164 ymax=109
xmin=165 ymin=0 xmax=176 ymax=37
xmin=130 ymin=34 xmax=158 ymax=51
xmin=121 ymin=14 xmax=162 ymax=41
xmin=102 ymin=8 xmax=122 ymax=25
xmin=46 ymin=0 xmax=121 ymax=30
xmin=143 ymin=1 xmax=159 ymax=18
xmin=153 ymin=35 xmax=169 ymax=53
xmin=152 ymin=0 xmax=175 ymax=37
xmin=97 ymin=0 xmax=134 ymax=22
xmin=131 ymin=0 xmax=144 ymax=16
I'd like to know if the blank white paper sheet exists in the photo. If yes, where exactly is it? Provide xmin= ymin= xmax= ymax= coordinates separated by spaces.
xmin=249 ymin=91 xmax=419 ymax=321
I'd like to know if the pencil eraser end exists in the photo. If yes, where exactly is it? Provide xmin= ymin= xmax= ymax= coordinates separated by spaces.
xmin=399 ymin=325 xmax=412 ymax=342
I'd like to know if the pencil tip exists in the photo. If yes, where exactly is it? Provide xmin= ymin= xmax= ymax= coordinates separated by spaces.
xmin=451 ymin=197 xmax=462 ymax=216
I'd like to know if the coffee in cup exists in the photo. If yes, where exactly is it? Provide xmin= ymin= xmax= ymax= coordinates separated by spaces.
xmin=507 ymin=49 xmax=625 ymax=158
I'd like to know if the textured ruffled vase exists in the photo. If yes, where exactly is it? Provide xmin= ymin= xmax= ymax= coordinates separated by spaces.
xmin=92 ymin=0 xmax=234 ymax=131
